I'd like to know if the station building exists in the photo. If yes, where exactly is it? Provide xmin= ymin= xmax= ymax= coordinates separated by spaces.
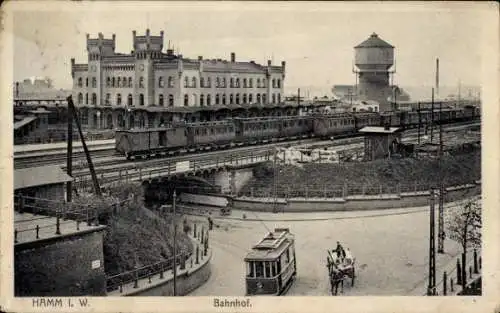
xmin=70 ymin=29 xmax=302 ymax=130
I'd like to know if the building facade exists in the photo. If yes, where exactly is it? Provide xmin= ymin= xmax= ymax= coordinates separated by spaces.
xmin=71 ymin=30 xmax=287 ymax=129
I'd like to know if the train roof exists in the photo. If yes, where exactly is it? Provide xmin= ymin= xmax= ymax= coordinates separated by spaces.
xmin=244 ymin=228 xmax=294 ymax=261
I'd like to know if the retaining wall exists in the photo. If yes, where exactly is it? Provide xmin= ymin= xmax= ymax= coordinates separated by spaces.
xmin=232 ymin=183 xmax=481 ymax=212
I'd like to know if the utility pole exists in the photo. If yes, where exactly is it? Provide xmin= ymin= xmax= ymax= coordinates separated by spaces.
xmin=427 ymin=189 xmax=437 ymax=296
xmin=430 ymin=88 xmax=435 ymax=144
xmin=273 ymin=148 xmax=279 ymax=213
xmin=417 ymin=102 xmax=421 ymax=146
xmin=438 ymin=101 xmax=445 ymax=254
xmin=66 ymin=102 xmax=73 ymax=202
xmin=172 ymin=190 xmax=177 ymax=296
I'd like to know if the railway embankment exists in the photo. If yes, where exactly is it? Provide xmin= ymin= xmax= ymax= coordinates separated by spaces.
xmin=235 ymin=148 xmax=480 ymax=212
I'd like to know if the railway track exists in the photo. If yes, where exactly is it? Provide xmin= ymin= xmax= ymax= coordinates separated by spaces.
xmin=15 ymin=121 xmax=479 ymax=171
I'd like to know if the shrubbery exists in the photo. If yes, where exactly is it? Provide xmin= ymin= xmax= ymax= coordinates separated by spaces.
xmin=72 ymin=182 xmax=193 ymax=276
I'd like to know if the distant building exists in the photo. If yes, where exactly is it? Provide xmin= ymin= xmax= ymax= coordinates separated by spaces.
xmin=71 ymin=30 xmax=287 ymax=129
xmin=14 ymin=77 xmax=71 ymax=100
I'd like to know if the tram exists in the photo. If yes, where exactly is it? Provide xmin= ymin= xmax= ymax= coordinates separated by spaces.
xmin=244 ymin=228 xmax=297 ymax=296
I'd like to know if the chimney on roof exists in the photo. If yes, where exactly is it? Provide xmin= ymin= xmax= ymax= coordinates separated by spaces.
xmin=231 ymin=52 xmax=235 ymax=62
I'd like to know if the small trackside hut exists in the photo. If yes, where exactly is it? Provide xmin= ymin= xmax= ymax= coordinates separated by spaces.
xmin=359 ymin=126 xmax=404 ymax=161
xmin=244 ymin=228 xmax=297 ymax=296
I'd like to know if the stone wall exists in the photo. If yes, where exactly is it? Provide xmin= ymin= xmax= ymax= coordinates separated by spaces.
xmin=232 ymin=183 xmax=481 ymax=212
xmin=15 ymin=229 xmax=107 ymax=296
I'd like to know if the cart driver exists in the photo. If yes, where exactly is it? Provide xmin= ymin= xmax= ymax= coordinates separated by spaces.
xmin=335 ymin=241 xmax=346 ymax=260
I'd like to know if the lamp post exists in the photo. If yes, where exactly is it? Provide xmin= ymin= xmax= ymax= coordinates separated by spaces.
xmin=126 ymin=107 xmax=132 ymax=129
xmin=96 ymin=110 xmax=101 ymax=130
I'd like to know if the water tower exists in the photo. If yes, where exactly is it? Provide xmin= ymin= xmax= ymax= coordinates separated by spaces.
xmin=354 ymin=33 xmax=395 ymax=111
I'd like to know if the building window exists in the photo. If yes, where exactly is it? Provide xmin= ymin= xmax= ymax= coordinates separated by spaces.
xmin=92 ymin=77 xmax=97 ymax=88
xmin=277 ymin=94 xmax=281 ymax=104
xmin=128 ymin=94 xmax=133 ymax=106
xmin=117 ymin=77 xmax=121 ymax=87
xmin=207 ymin=94 xmax=211 ymax=106
xmin=272 ymin=79 xmax=276 ymax=88
xmin=216 ymin=94 xmax=220 ymax=105
xmin=159 ymin=77 xmax=164 ymax=88
xmin=243 ymin=78 xmax=247 ymax=88
xmin=78 ymin=78 xmax=83 ymax=88
xmin=106 ymin=77 xmax=110 ymax=87
xmin=230 ymin=78 xmax=234 ymax=88
xmin=200 ymin=94 xmax=204 ymax=106
xmin=112 ymin=77 xmax=115 ymax=88
xmin=117 ymin=94 xmax=122 ymax=105
xmin=184 ymin=77 xmax=189 ymax=88
xmin=272 ymin=94 xmax=276 ymax=104
xmin=77 ymin=93 xmax=83 ymax=104
xmin=106 ymin=93 xmax=111 ymax=105
xmin=159 ymin=94 xmax=164 ymax=106
xmin=192 ymin=77 xmax=197 ymax=88
xmin=236 ymin=78 xmax=240 ymax=88
xmin=257 ymin=94 xmax=261 ymax=104
xmin=86 ymin=78 xmax=89 ymax=87
xmin=168 ymin=76 xmax=174 ymax=87
xmin=257 ymin=78 xmax=261 ymax=88
xmin=262 ymin=94 xmax=267 ymax=103
xmin=222 ymin=94 xmax=226 ymax=105
xmin=243 ymin=93 xmax=247 ymax=104
xmin=200 ymin=77 xmax=205 ymax=88
xmin=262 ymin=78 xmax=266 ymax=87
xmin=277 ymin=79 xmax=281 ymax=88
xmin=230 ymin=94 xmax=234 ymax=104
xmin=249 ymin=78 xmax=253 ymax=88
xmin=122 ymin=76 xmax=127 ymax=87
xmin=85 ymin=93 xmax=88 ymax=104
xmin=236 ymin=94 xmax=240 ymax=105
xmin=169 ymin=94 xmax=174 ymax=106
xmin=222 ymin=78 xmax=226 ymax=88
xmin=249 ymin=94 xmax=253 ymax=103
xmin=128 ymin=77 xmax=132 ymax=88
xmin=91 ymin=93 xmax=97 ymax=105
xmin=184 ymin=94 xmax=189 ymax=106
xmin=140 ymin=94 xmax=144 ymax=106
xmin=207 ymin=77 xmax=211 ymax=88
xmin=139 ymin=77 xmax=144 ymax=88
xmin=216 ymin=77 xmax=220 ymax=88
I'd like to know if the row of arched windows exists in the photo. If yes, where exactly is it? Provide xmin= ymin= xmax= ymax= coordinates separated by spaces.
xmin=106 ymin=77 xmax=133 ymax=88
xmin=77 ymin=77 xmax=97 ymax=88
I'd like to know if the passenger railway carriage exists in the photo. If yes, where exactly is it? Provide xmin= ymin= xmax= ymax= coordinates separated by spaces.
xmin=114 ymin=105 xmax=479 ymax=159
xmin=244 ymin=228 xmax=297 ymax=296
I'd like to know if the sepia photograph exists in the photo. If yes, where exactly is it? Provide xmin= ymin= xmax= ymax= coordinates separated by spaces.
xmin=0 ymin=1 xmax=498 ymax=313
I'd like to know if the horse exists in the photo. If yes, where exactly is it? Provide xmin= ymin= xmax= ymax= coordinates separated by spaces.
xmin=327 ymin=262 xmax=346 ymax=295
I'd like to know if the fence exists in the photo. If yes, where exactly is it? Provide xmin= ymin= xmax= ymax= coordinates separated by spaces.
xmin=13 ymin=194 xmax=130 ymax=243
xmin=106 ymin=221 xmax=210 ymax=294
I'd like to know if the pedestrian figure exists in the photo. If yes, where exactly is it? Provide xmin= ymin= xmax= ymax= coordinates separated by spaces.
xmin=208 ymin=215 xmax=213 ymax=230
xmin=335 ymin=241 xmax=346 ymax=259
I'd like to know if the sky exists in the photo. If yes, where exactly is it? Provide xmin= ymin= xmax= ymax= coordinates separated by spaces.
xmin=11 ymin=2 xmax=489 ymax=97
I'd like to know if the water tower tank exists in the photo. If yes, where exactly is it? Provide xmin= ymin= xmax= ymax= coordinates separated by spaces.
xmin=355 ymin=33 xmax=394 ymax=72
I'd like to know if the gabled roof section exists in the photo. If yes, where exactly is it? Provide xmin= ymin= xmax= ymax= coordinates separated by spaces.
xmin=15 ymin=165 xmax=73 ymax=190
xmin=355 ymin=33 xmax=394 ymax=49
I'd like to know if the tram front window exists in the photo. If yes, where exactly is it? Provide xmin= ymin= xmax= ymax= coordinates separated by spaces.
xmin=247 ymin=261 xmax=255 ymax=277
xmin=264 ymin=262 xmax=272 ymax=278
xmin=255 ymin=262 xmax=264 ymax=278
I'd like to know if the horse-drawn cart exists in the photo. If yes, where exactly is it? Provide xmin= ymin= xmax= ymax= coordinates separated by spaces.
xmin=326 ymin=248 xmax=356 ymax=295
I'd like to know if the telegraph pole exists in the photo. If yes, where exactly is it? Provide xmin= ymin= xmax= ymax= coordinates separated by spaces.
xmin=417 ymin=102 xmax=421 ymax=146
xmin=430 ymin=88 xmax=434 ymax=144
xmin=438 ymin=101 xmax=445 ymax=254
xmin=427 ymin=189 xmax=437 ymax=296
xmin=172 ymin=190 xmax=177 ymax=296
xmin=273 ymin=148 xmax=279 ymax=213
xmin=66 ymin=103 xmax=73 ymax=202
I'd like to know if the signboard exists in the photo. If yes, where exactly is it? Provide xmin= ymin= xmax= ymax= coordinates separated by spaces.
xmin=91 ymin=260 xmax=101 ymax=269
xmin=176 ymin=161 xmax=190 ymax=172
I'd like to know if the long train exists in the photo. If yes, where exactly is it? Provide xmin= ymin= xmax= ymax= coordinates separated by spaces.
xmin=115 ymin=105 xmax=479 ymax=159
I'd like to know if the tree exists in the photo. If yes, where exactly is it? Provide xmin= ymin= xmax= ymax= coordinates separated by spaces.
xmin=446 ymin=197 xmax=482 ymax=251
xmin=446 ymin=197 xmax=481 ymax=289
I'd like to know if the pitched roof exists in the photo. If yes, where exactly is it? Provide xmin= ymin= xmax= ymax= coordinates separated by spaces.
xmin=355 ymin=33 xmax=394 ymax=49
xmin=14 ymin=116 xmax=37 ymax=130
xmin=15 ymin=165 xmax=73 ymax=190
xmin=359 ymin=126 xmax=401 ymax=134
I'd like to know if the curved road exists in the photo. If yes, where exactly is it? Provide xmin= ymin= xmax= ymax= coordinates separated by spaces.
xmin=188 ymin=203 xmax=467 ymax=296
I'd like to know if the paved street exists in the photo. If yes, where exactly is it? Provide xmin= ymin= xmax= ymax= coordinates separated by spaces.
xmin=188 ymin=202 xmax=469 ymax=296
